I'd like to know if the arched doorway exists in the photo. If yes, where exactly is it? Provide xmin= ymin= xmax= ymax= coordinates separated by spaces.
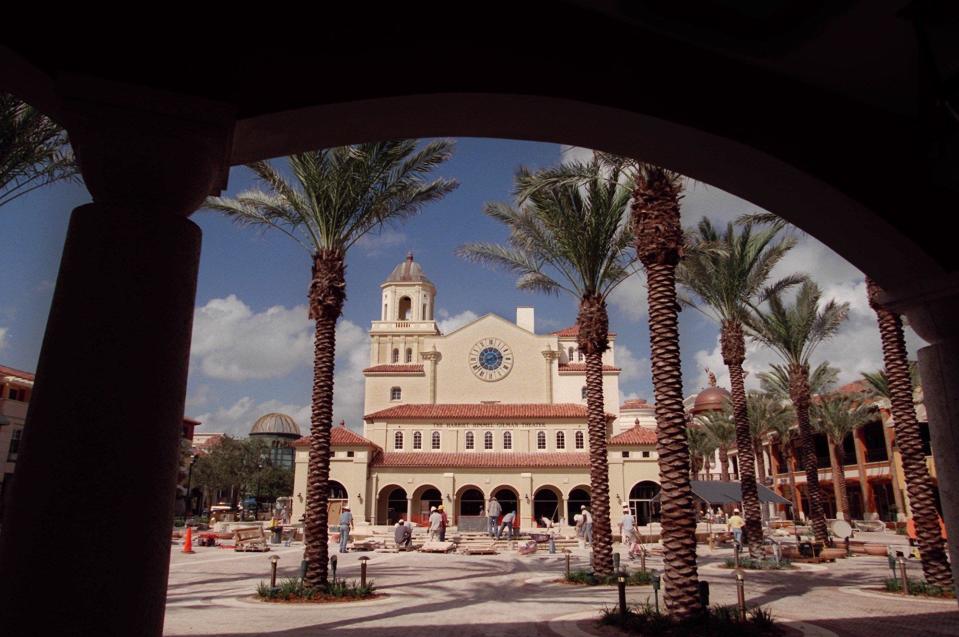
xmin=412 ymin=485 xmax=442 ymax=525
xmin=629 ymin=481 xmax=661 ymax=525
xmin=378 ymin=486 xmax=407 ymax=526
xmin=567 ymin=486 xmax=591 ymax=520
xmin=492 ymin=486 xmax=519 ymax=529
xmin=533 ymin=487 xmax=561 ymax=526
xmin=456 ymin=486 xmax=485 ymax=522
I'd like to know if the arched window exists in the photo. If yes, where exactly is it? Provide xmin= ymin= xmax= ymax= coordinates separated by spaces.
xmin=577 ymin=350 xmax=584 ymax=362
xmin=465 ymin=431 xmax=475 ymax=450
xmin=391 ymin=386 xmax=401 ymax=400
xmin=431 ymin=431 xmax=441 ymax=450
xmin=556 ymin=431 xmax=565 ymax=449
xmin=575 ymin=431 xmax=585 ymax=449
xmin=422 ymin=303 xmax=427 ymax=320
xmin=568 ymin=347 xmax=574 ymax=361
xmin=503 ymin=431 xmax=512 ymax=450
xmin=392 ymin=348 xmax=399 ymax=363
xmin=537 ymin=431 xmax=547 ymax=450
xmin=413 ymin=431 xmax=422 ymax=449
xmin=398 ymin=296 xmax=412 ymax=320
xmin=484 ymin=431 xmax=494 ymax=450
xmin=394 ymin=431 xmax=404 ymax=450
xmin=581 ymin=386 xmax=587 ymax=400
xmin=405 ymin=348 xmax=413 ymax=363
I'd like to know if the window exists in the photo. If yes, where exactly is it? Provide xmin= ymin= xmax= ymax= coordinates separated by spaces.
xmin=383 ymin=303 xmax=388 ymax=320
xmin=577 ymin=350 xmax=584 ymax=362
xmin=346 ymin=450 xmax=355 ymax=458
xmin=8 ymin=428 xmax=22 ymax=461
xmin=391 ymin=348 xmax=399 ymax=363
xmin=622 ymin=451 xmax=630 ymax=458
xmin=465 ymin=431 xmax=475 ymax=450
xmin=575 ymin=431 xmax=585 ymax=449
xmin=394 ymin=431 xmax=404 ymax=450
xmin=556 ymin=431 xmax=565 ymax=449
xmin=568 ymin=347 xmax=574 ymax=361
xmin=405 ymin=348 xmax=413 ymax=363
xmin=413 ymin=431 xmax=422 ymax=449
xmin=642 ymin=451 xmax=650 ymax=458
xmin=390 ymin=386 xmax=401 ymax=400
xmin=536 ymin=431 xmax=546 ymax=450
xmin=422 ymin=303 xmax=427 ymax=320
xmin=484 ymin=431 xmax=494 ymax=450
xmin=503 ymin=431 xmax=512 ymax=450
xmin=431 ymin=431 xmax=441 ymax=450
xmin=581 ymin=386 xmax=587 ymax=400
xmin=399 ymin=296 xmax=412 ymax=320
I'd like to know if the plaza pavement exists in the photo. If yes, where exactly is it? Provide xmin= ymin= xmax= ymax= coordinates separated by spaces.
xmin=164 ymin=537 xmax=959 ymax=637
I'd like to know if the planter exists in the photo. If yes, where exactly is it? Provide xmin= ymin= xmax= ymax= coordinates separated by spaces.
xmin=864 ymin=544 xmax=888 ymax=556
xmin=849 ymin=541 xmax=867 ymax=554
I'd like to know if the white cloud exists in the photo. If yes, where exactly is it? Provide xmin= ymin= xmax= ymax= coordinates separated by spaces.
xmin=186 ymin=383 xmax=212 ymax=408
xmin=609 ymin=272 xmax=648 ymax=322
xmin=190 ymin=295 xmax=313 ymax=381
xmin=194 ymin=397 xmax=312 ymax=439
xmin=438 ymin=310 xmax=478 ymax=334
xmin=355 ymin=229 xmax=408 ymax=256
xmin=616 ymin=342 xmax=648 ymax=384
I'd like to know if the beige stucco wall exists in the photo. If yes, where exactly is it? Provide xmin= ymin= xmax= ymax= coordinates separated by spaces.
xmin=364 ymin=374 xmax=430 ymax=416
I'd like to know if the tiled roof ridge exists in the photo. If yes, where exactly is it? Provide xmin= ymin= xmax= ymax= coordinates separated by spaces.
xmin=609 ymin=424 xmax=658 ymax=445
xmin=364 ymin=403 xmax=617 ymax=421
xmin=0 ymin=364 xmax=35 ymax=381
xmin=372 ymin=451 xmax=590 ymax=468
xmin=363 ymin=364 xmax=425 ymax=373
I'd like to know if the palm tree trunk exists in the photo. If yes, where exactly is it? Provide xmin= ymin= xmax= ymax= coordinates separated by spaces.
xmin=788 ymin=365 xmax=830 ymax=543
xmin=303 ymin=249 xmax=346 ymax=588
xmin=718 ymin=447 xmax=730 ymax=482
xmin=754 ymin=440 xmax=767 ymax=484
xmin=867 ymin=278 xmax=952 ymax=588
xmin=721 ymin=320 xmax=764 ymax=557
xmin=578 ymin=294 xmax=614 ymax=577
xmin=786 ymin=444 xmax=802 ymax=520
xmin=828 ymin=438 xmax=849 ymax=519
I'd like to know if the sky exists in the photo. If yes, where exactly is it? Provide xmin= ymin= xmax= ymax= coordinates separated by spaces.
xmin=0 ymin=138 xmax=923 ymax=438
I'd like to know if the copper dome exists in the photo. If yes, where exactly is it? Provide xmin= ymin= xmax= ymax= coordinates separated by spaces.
xmin=250 ymin=412 xmax=302 ymax=438
xmin=385 ymin=252 xmax=433 ymax=285
xmin=691 ymin=386 xmax=732 ymax=414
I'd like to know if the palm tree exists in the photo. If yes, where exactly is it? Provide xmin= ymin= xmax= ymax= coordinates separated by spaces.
xmin=866 ymin=278 xmax=952 ymax=588
xmin=757 ymin=362 xmax=839 ymax=400
xmin=764 ymin=404 xmax=801 ymax=518
xmin=744 ymin=282 xmax=849 ymax=544
xmin=746 ymin=390 xmax=794 ymax=486
xmin=206 ymin=141 xmax=457 ymax=586
xmin=677 ymin=218 xmax=802 ymax=557
xmin=696 ymin=409 xmax=736 ymax=481
xmin=1 ymin=93 xmax=78 ymax=208
xmin=632 ymin=163 xmax=702 ymax=618
xmin=811 ymin=393 xmax=876 ymax=520
xmin=687 ymin=427 xmax=716 ymax=480
xmin=458 ymin=157 xmax=634 ymax=577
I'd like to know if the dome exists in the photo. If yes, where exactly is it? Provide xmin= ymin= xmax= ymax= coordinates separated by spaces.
xmin=385 ymin=252 xmax=433 ymax=285
xmin=691 ymin=386 xmax=732 ymax=414
xmin=250 ymin=412 xmax=301 ymax=437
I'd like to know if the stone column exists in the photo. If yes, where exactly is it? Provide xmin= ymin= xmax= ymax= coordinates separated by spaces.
xmin=0 ymin=78 xmax=232 ymax=637
xmin=899 ymin=291 xmax=959 ymax=599
xmin=853 ymin=427 xmax=876 ymax=516
xmin=542 ymin=348 xmax=559 ymax=403
xmin=422 ymin=347 xmax=441 ymax=404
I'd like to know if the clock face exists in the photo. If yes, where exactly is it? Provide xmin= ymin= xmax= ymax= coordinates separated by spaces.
xmin=468 ymin=338 xmax=514 ymax=382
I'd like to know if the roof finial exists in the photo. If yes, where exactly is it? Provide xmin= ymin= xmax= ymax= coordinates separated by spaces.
xmin=705 ymin=367 xmax=717 ymax=387
xmin=406 ymin=251 xmax=414 ymax=262
xmin=339 ymin=419 xmax=346 ymax=428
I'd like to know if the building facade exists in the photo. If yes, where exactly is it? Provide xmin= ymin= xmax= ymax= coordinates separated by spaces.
xmin=0 ymin=364 xmax=34 ymax=522
xmin=292 ymin=255 xmax=662 ymax=529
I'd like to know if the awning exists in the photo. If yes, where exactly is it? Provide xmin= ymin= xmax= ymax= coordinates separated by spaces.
xmin=652 ymin=480 xmax=792 ymax=506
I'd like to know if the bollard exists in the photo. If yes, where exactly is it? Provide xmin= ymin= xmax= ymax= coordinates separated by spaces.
xmin=565 ymin=550 xmax=571 ymax=578
xmin=330 ymin=554 xmax=338 ymax=584
xmin=617 ymin=573 xmax=628 ymax=623
xmin=651 ymin=570 xmax=661 ymax=614
xmin=549 ymin=535 xmax=556 ymax=554
xmin=359 ymin=556 xmax=369 ymax=588
xmin=640 ymin=547 xmax=646 ymax=573
xmin=887 ymin=553 xmax=898 ymax=584
xmin=300 ymin=559 xmax=308 ymax=579
xmin=698 ymin=580 xmax=710 ymax=608
xmin=897 ymin=554 xmax=909 ymax=596
xmin=844 ymin=536 xmax=851 ymax=558
xmin=735 ymin=570 xmax=747 ymax=621
xmin=270 ymin=555 xmax=280 ymax=588
xmin=613 ymin=552 xmax=621 ymax=572
xmin=734 ymin=543 xmax=741 ymax=569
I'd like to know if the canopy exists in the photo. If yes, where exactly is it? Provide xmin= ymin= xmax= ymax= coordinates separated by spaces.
xmin=651 ymin=480 xmax=792 ymax=506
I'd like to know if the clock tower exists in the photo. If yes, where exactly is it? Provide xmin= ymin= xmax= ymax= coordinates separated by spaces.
xmin=369 ymin=253 xmax=440 ymax=367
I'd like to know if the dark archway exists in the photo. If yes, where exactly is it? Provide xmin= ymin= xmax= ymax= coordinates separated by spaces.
xmin=492 ymin=486 xmax=519 ymax=528
xmin=329 ymin=480 xmax=347 ymax=500
xmin=567 ymin=487 xmax=591 ymax=521
xmin=412 ymin=486 xmax=442 ymax=526
xmin=456 ymin=487 xmax=485 ymax=522
xmin=379 ymin=486 xmax=407 ymax=526
xmin=533 ymin=487 xmax=561 ymax=526
xmin=629 ymin=481 xmax=661 ymax=525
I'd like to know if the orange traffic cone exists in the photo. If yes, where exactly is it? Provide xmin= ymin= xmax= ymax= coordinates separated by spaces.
xmin=182 ymin=526 xmax=195 ymax=553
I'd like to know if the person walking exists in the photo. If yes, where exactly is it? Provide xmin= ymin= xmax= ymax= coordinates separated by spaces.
xmin=727 ymin=508 xmax=746 ymax=548
xmin=581 ymin=506 xmax=593 ymax=545
xmin=438 ymin=505 xmax=449 ymax=542
xmin=497 ymin=510 xmax=517 ymax=540
xmin=487 ymin=496 xmax=502 ymax=538
xmin=619 ymin=504 xmax=635 ymax=546
xmin=428 ymin=506 xmax=443 ymax=541
xmin=338 ymin=505 xmax=354 ymax=554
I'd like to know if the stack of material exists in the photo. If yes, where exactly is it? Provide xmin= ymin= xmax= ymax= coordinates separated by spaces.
xmin=419 ymin=541 xmax=457 ymax=553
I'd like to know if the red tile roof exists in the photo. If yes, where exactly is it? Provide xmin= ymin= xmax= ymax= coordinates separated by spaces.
xmin=553 ymin=325 xmax=616 ymax=337
xmin=293 ymin=424 xmax=380 ymax=449
xmin=363 ymin=364 xmax=425 ymax=374
xmin=621 ymin=399 xmax=652 ymax=410
xmin=558 ymin=363 xmax=621 ymax=373
xmin=609 ymin=425 xmax=658 ymax=445
xmin=372 ymin=451 xmax=590 ymax=468
xmin=0 ymin=364 xmax=35 ymax=381
xmin=364 ymin=403 xmax=616 ymax=421
xmin=836 ymin=380 xmax=868 ymax=395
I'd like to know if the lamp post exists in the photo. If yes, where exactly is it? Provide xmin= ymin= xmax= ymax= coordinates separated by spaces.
xmin=269 ymin=555 xmax=280 ymax=589
xmin=617 ymin=573 xmax=627 ymax=623
xmin=186 ymin=453 xmax=198 ymax=516
xmin=359 ymin=556 xmax=370 ymax=588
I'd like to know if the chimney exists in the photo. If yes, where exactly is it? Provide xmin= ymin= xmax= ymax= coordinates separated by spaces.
xmin=516 ymin=307 xmax=534 ymax=332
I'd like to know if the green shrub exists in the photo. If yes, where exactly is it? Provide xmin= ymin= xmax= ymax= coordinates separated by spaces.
xmin=564 ymin=569 xmax=654 ymax=586
xmin=600 ymin=602 xmax=781 ymax=636
xmin=883 ymin=578 xmax=954 ymax=598
xmin=722 ymin=557 xmax=792 ymax=570
xmin=255 ymin=577 xmax=377 ymax=601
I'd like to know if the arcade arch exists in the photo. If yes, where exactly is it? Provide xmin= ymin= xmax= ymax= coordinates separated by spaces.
xmin=567 ymin=486 xmax=591 ymax=520
xmin=629 ymin=481 xmax=661 ymax=525
xmin=455 ymin=485 xmax=485 ymax=521
xmin=411 ymin=484 xmax=443 ymax=525
xmin=377 ymin=485 xmax=408 ymax=526
xmin=533 ymin=486 xmax=561 ymax=526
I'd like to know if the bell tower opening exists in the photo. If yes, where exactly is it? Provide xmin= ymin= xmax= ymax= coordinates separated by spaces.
xmin=398 ymin=296 xmax=412 ymax=320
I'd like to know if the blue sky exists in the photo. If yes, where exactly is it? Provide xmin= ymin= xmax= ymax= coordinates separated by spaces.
xmin=0 ymin=138 xmax=921 ymax=437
